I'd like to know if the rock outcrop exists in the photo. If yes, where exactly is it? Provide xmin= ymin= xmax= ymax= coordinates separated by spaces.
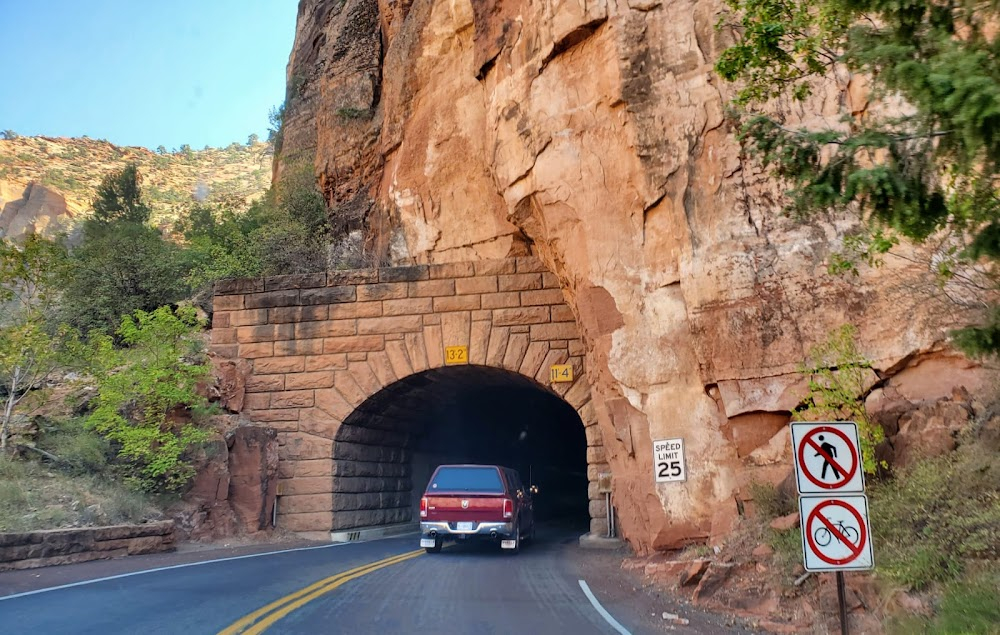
xmin=278 ymin=0 xmax=997 ymax=553
xmin=0 ymin=182 xmax=74 ymax=238
xmin=177 ymin=425 xmax=280 ymax=540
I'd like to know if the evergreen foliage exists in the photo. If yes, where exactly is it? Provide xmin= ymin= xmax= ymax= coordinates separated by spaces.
xmin=61 ymin=223 xmax=190 ymax=334
xmin=716 ymin=0 xmax=1000 ymax=355
xmin=60 ymin=164 xmax=190 ymax=333
xmin=179 ymin=160 xmax=328 ymax=290
xmin=90 ymin=162 xmax=151 ymax=226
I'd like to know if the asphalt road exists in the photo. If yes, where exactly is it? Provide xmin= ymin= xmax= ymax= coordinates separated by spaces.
xmin=0 ymin=525 xmax=755 ymax=635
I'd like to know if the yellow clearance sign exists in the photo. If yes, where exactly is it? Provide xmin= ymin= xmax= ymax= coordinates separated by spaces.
xmin=444 ymin=346 xmax=468 ymax=365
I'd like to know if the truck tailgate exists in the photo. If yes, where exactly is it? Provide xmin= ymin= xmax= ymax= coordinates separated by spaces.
xmin=424 ymin=494 xmax=506 ymax=522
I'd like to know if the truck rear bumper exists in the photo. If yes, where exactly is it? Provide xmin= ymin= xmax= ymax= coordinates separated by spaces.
xmin=420 ymin=521 xmax=514 ymax=538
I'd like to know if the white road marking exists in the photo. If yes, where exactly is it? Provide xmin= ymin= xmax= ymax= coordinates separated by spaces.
xmin=578 ymin=579 xmax=632 ymax=635
xmin=0 ymin=541 xmax=361 ymax=601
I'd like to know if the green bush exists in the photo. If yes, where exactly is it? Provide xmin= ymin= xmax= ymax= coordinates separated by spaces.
xmin=871 ymin=441 xmax=1000 ymax=589
xmin=794 ymin=325 xmax=884 ymax=473
xmin=178 ymin=159 xmax=328 ymax=290
xmin=102 ymin=486 xmax=158 ymax=525
xmin=59 ymin=223 xmax=190 ymax=335
xmin=767 ymin=527 xmax=804 ymax=582
xmin=87 ymin=306 xmax=215 ymax=492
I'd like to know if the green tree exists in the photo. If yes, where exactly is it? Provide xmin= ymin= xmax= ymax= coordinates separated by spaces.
xmin=61 ymin=224 xmax=190 ymax=334
xmin=247 ymin=133 xmax=259 ymax=146
xmin=86 ymin=306 xmax=213 ymax=492
xmin=0 ymin=235 xmax=76 ymax=451
xmin=90 ymin=163 xmax=151 ymax=227
xmin=268 ymin=103 xmax=285 ymax=154
xmin=0 ymin=234 xmax=68 ymax=313
xmin=0 ymin=319 xmax=77 ymax=450
xmin=61 ymin=165 xmax=190 ymax=333
xmin=715 ymin=0 xmax=1000 ymax=355
xmin=176 ymin=160 xmax=328 ymax=291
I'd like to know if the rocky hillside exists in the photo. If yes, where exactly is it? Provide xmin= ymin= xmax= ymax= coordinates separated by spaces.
xmin=0 ymin=135 xmax=272 ymax=237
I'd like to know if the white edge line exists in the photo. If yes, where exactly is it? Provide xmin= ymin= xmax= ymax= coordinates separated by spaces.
xmin=0 ymin=540 xmax=369 ymax=602
xmin=578 ymin=579 xmax=632 ymax=635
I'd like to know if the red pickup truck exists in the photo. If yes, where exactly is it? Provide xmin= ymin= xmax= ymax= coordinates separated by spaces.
xmin=419 ymin=464 xmax=536 ymax=554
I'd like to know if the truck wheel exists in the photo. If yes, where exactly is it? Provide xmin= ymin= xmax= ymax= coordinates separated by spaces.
xmin=424 ymin=537 xmax=442 ymax=554
xmin=507 ymin=524 xmax=521 ymax=555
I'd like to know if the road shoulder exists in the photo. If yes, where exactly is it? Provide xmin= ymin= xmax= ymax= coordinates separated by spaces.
xmin=0 ymin=536 xmax=325 ymax=597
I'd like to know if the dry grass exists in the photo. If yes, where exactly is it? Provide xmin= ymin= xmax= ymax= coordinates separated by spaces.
xmin=0 ymin=455 xmax=164 ymax=532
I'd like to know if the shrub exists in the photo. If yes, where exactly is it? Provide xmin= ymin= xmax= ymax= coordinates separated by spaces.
xmin=794 ymin=324 xmax=884 ymax=473
xmin=871 ymin=440 xmax=1000 ymax=589
xmin=748 ymin=480 xmax=796 ymax=519
xmin=37 ymin=418 xmax=111 ymax=475
xmin=87 ymin=306 xmax=215 ymax=492
xmin=60 ymin=223 xmax=190 ymax=334
xmin=102 ymin=486 xmax=158 ymax=525
xmin=178 ymin=159 xmax=328 ymax=290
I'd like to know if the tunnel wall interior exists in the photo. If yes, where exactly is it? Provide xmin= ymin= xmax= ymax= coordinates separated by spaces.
xmin=332 ymin=366 xmax=591 ymax=530
xmin=210 ymin=257 xmax=610 ymax=536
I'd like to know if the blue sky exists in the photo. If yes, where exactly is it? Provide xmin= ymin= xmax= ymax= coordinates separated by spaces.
xmin=0 ymin=1 xmax=297 ymax=151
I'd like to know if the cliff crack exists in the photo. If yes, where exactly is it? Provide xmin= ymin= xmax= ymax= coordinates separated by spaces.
xmin=505 ymin=137 xmax=553 ymax=191
xmin=538 ymin=17 xmax=608 ymax=74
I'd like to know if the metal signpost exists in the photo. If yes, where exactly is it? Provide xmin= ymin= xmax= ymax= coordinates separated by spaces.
xmin=791 ymin=422 xmax=874 ymax=635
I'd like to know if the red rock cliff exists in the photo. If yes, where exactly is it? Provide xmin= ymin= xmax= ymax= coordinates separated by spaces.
xmin=278 ymin=0 xmax=992 ymax=553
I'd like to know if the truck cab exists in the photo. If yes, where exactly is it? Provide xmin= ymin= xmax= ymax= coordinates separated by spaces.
xmin=419 ymin=464 xmax=536 ymax=554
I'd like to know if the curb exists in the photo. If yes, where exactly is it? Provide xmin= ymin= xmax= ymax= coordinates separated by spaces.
xmin=578 ymin=532 xmax=625 ymax=550
xmin=329 ymin=522 xmax=420 ymax=543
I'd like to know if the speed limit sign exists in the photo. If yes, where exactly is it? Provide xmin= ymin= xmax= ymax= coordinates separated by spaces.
xmin=653 ymin=438 xmax=687 ymax=483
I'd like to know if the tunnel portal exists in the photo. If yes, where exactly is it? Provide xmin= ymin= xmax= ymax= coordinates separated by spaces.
xmin=210 ymin=256 xmax=610 ymax=538
xmin=332 ymin=365 xmax=590 ymax=530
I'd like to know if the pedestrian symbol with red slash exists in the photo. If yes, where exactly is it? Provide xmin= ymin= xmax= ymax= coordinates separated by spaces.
xmin=791 ymin=422 xmax=865 ymax=494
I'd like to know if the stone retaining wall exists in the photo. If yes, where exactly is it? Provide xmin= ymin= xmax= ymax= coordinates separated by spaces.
xmin=0 ymin=521 xmax=175 ymax=571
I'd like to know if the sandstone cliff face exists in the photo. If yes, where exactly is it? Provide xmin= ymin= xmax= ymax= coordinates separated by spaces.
xmin=0 ymin=182 xmax=75 ymax=238
xmin=280 ymin=0 xmax=992 ymax=553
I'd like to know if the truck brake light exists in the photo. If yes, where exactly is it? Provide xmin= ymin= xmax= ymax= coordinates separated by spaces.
xmin=503 ymin=498 xmax=513 ymax=519
xmin=420 ymin=496 xmax=428 ymax=518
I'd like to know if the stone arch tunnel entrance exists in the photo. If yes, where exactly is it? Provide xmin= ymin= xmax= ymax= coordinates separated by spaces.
xmin=210 ymin=256 xmax=610 ymax=538
xmin=331 ymin=366 xmax=589 ymax=531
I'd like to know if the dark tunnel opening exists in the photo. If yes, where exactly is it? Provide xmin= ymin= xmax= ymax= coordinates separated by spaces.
xmin=331 ymin=366 xmax=590 ymax=531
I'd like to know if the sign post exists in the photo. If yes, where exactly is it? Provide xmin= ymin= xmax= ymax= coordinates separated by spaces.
xmin=791 ymin=422 xmax=874 ymax=635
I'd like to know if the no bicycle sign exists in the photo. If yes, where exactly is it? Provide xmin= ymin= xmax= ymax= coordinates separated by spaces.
xmin=799 ymin=495 xmax=874 ymax=571
xmin=791 ymin=422 xmax=865 ymax=494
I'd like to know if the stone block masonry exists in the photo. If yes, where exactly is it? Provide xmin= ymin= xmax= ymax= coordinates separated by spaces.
xmin=212 ymin=257 xmax=608 ymax=536
xmin=0 ymin=521 xmax=175 ymax=571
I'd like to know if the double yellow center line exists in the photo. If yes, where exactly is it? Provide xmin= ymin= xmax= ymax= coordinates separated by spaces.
xmin=218 ymin=549 xmax=424 ymax=635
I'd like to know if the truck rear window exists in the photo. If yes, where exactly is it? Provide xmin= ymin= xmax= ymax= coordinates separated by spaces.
xmin=429 ymin=467 xmax=504 ymax=493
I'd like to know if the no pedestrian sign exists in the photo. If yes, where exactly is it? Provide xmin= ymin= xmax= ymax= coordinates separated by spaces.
xmin=799 ymin=495 xmax=874 ymax=571
xmin=791 ymin=422 xmax=865 ymax=494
